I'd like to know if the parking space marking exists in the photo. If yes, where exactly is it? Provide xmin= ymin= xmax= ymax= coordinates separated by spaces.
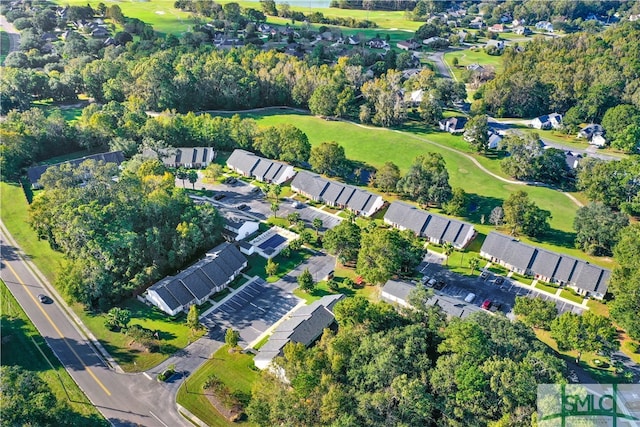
xmin=250 ymin=302 xmax=267 ymax=313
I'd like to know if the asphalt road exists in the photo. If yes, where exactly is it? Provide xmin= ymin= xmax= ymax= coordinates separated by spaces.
xmin=0 ymin=14 xmax=20 ymax=61
xmin=0 ymin=225 xmax=190 ymax=427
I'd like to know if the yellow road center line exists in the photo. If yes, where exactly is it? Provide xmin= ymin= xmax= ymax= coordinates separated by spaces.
xmin=3 ymin=261 xmax=112 ymax=396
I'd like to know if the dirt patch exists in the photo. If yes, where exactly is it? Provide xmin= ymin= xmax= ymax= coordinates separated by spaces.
xmin=205 ymin=392 xmax=243 ymax=423
xmin=128 ymin=340 xmax=150 ymax=353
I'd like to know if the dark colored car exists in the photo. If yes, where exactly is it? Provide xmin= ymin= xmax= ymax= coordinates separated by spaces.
xmin=490 ymin=302 xmax=502 ymax=313
xmin=481 ymin=299 xmax=492 ymax=310
xmin=213 ymin=193 xmax=225 ymax=200
xmin=236 ymin=204 xmax=249 ymax=211
xmin=225 ymin=177 xmax=237 ymax=184
xmin=38 ymin=294 xmax=52 ymax=304
xmin=480 ymin=271 xmax=490 ymax=279
xmin=433 ymin=280 xmax=446 ymax=290
xmin=495 ymin=276 xmax=505 ymax=285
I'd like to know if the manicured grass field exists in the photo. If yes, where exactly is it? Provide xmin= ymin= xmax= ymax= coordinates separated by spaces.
xmin=1 ymin=29 xmax=10 ymax=64
xmin=1 ymin=280 xmax=108 ymax=425
xmin=219 ymin=0 xmax=422 ymax=31
xmin=74 ymin=299 xmax=205 ymax=372
xmin=52 ymin=0 xmax=193 ymax=36
xmin=443 ymin=48 xmax=505 ymax=78
xmin=535 ymin=281 xmax=560 ymax=294
xmin=176 ymin=345 xmax=258 ymax=427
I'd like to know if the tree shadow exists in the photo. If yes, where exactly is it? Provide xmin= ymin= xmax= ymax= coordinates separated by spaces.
xmin=461 ymin=193 xmax=505 ymax=224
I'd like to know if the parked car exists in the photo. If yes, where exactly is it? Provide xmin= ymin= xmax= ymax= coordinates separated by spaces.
xmin=224 ymin=177 xmax=237 ymax=184
xmin=464 ymin=293 xmax=476 ymax=303
xmin=495 ymin=276 xmax=505 ymax=285
xmin=480 ymin=270 xmax=490 ymax=279
xmin=38 ymin=294 xmax=52 ymax=304
xmin=420 ymin=275 xmax=430 ymax=285
xmin=236 ymin=204 xmax=249 ymax=211
xmin=435 ymin=280 xmax=446 ymax=290
xmin=481 ymin=299 xmax=492 ymax=310
xmin=490 ymin=302 xmax=502 ymax=312
xmin=292 ymin=201 xmax=302 ymax=209
xmin=427 ymin=278 xmax=437 ymax=287
xmin=213 ymin=193 xmax=225 ymax=200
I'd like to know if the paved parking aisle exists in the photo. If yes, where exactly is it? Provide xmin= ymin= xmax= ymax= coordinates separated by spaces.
xmin=421 ymin=263 xmax=583 ymax=316
xmin=202 ymin=277 xmax=302 ymax=346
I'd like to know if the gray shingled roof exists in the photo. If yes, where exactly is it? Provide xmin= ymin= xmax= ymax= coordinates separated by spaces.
xmin=165 ymin=280 xmax=196 ymax=306
xmin=347 ymin=189 xmax=371 ymax=212
xmin=481 ymin=232 xmax=610 ymax=295
xmin=264 ymin=163 xmax=285 ymax=182
xmin=251 ymin=159 xmax=272 ymax=179
xmin=152 ymin=286 xmax=181 ymax=311
xmin=335 ymin=187 xmax=355 ymax=206
xmin=381 ymin=280 xmax=416 ymax=303
xmin=291 ymin=171 xmax=328 ymax=199
xmin=27 ymin=151 xmax=125 ymax=185
xmin=423 ymin=215 xmax=450 ymax=241
xmin=289 ymin=306 xmax=335 ymax=345
xmin=227 ymin=149 xmax=260 ymax=175
xmin=530 ymin=249 xmax=561 ymax=279
xmin=320 ymin=181 xmax=346 ymax=204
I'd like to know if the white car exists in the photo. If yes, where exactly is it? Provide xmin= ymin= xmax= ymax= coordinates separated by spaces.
xmin=464 ymin=293 xmax=476 ymax=303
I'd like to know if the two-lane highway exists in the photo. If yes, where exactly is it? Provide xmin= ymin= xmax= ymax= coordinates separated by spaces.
xmin=1 ymin=226 xmax=190 ymax=427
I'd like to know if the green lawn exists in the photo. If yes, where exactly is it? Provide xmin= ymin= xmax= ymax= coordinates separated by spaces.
xmin=74 ymin=299 xmax=205 ymax=372
xmin=176 ymin=345 xmax=258 ymax=427
xmin=535 ymin=281 xmax=560 ymax=294
xmin=220 ymin=111 xmax=615 ymax=264
xmin=218 ymin=0 xmax=422 ymax=31
xmin=244 ymin=249 xmax=312 ymax=282
xmin=443 ymin=48 xmax=505 ymax=79
xmin=559 ymin=289 xmax=585 ymax=304
xmin=1 ymin=29 xmax=10 ymax=64
xmin=52 ymin=0 xmax=194 ymax=36
xmin=1 ymin=280 xmax=108 ymax=425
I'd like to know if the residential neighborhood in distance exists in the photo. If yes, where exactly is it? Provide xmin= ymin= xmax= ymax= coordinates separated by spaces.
xmin=2 ymin=0 xmax=639 ymax=426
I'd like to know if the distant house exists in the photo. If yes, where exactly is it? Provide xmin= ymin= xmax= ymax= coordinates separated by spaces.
xmin=630 ymin=14 xmax=640 ymax=21
xmin=530 ymin=113 xmax=563 ymax=130
xmin=409 ymin=89 xmax=424 ymax=105
xmin=590 ymin=133 xmax=607 ymax=147
xmin=487 ymin=130 xmax=503 ymax=149
xmin=381 ymin=279 xmax=481 ymax=318
xmin=226 ymin=149 xmax=296 ymax=185
xmin=514 ymin=26 xmax=532 ymax=35
xmin=291 ymin=171 xmax=384 ymax=217
xmin=512 ymin=18 xmax=526 ymax=27
xmin=480 ymin=232 xmax=610 ymax=299
xmin=422 ymin=36 xmax=447 ymax=47
xmin=384 ymin=201 xmax=476 ymax=249
xmin=254 ymin=294 xmax=345 ymax=370
xmin=577 ymin=124 xmax=604 ymax=139
xmin=439 ymin=116 xmax=467 ymax=133
xmin=469 ymin=16 xmax=484 ymax=29
xmin=91 ymin=27 xmax=109 ymax=38
xmin=397 ymin=39 xmax=420 ymax=50
xmin=485 ymin=39 xmax=505 ymax=50
xmin=144 ymin=147 xmax=216 ymax=169
xmin=27 ymin=151 xmax=125 ymax=189
xmin=347 ymin=35 xmax=360 ymax=45
xmin=368 ymin=37 xmax=388 ymax=49
xmin=564 ymin=151 xmax=582 ymax=169
xmin=535 ymin=21 xmax=554 ymax=32
xmin=488 ymin=23 xmax=505 ymax=33
xmin=146 ymin=243 xmax=248 ymax=316
xmin=466 ymin=63 xmax=485 ymax=72
xmin=223 ymin=212 xmax=259 ymax=241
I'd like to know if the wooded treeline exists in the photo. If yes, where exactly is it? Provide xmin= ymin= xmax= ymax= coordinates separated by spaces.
xmin=248 ymin=295 xmax=567 ymax=426
xmin=28 ymin=160 xmax=223 ymax=310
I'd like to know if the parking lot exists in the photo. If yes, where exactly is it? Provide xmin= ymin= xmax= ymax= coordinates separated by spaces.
xmin=420 ymin=259 xmax=584 ymax=317
xmin=205 ymin=180 xmax=342 ymax=230
xmin=201 ymin=277 xmax=301 ymax=346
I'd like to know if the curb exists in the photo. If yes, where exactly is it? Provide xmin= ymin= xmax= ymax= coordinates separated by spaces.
xmin=0 ymin=221 xmax=124 ymax=373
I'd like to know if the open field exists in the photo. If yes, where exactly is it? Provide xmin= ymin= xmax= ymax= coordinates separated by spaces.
xmin=1 ymin=280 xmax=108 ymax=425
xmin=176 ymin=345 xmax=258 ymax=427
xmin=52 ymin=0 xmax=194 ymax=36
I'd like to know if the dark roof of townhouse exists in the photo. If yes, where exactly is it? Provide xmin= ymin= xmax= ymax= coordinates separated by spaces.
xmin=530 ymin=249 xmax=561 ymax=279
xmin=320 ymin=181 xmax=346 ymax=204
xmin=382 ymin=279 xmax=416 ymax=303
xmin=348 ymin=189 xmax=372 ymax=212
xmin=426 ymin=295 xmax=479 ymax=318
xmin=174 ymin=147 xmax=214 ymax=165
xmin=152 ymin=286 xmax=181 ymax=311
xmin=291 ymin=171 xmax=329 ymax=199
xmin=384 ymin=202 xmax=474 ymax=247
xmin=165 ymin=280 xmax=196 ymax=306
xmin=227 ymin=149 xmax=260 ymax=175
xmin=27 ymin=151 xmax=125 ymax=185
xmin=251 ymin=159 xmax=273 ymax=179
xmin=482 ymin=232 xmax=610 ymax=294
xmin=335 ymin=186 xmax=356 ymax=206
xmin=288 ymin=306 xmax=335 ymax=345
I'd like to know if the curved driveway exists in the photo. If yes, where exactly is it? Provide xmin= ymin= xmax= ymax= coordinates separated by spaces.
xmin=0 ymin=14 xmax=20 ymax=60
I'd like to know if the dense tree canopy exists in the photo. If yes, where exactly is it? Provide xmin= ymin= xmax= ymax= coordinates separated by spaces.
xmin=356 ymin=228 xmax=422 ymax=284
xmin=503 ymin=190 xmax=551 ymax=237
xmin=28 ymin=160 xmax=223 ymax=309
xmin=482 ymin=22 xmax=640 ymax=119
xmin=573 ymin=203 xmax=629 ymax=256
xmin=397 ymin=153 xmax=452 ymax=206
xmin=609 ymin=224 xmax=640 ymax=340
xmin=577 ymin=157 xmax=640 ymax=216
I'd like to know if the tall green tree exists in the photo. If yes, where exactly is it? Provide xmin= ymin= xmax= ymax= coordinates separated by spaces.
xmin=513 ymin=296 xmax=557 ymax=330
xmin=551 ymin=311 xmax=618 ymax=362
xmin=297 ymin=268 xmax=315 ymax=293
xmin=503 ymin=190 xmax=551 ymax=237
xmin=573 ymin=202 xmax=629 ymax=256
xmin=463 ymin=114 xmax=489 ymax=152
xmin=225 ymin=328 xmax=240 ymax=348
xmin=310 ymin=141 xmax=348 ymax=177
xmin=609 ymin=224 xmax=640 ymax=340
xmin=373 ymin=161 xmax=400 ymax=193
xmin=323 ymin=220 xmax=361 ymax=265
xmin=186 ymin=305 xmax=200 ymax=330
xmin=397 ymin=153 xmax=452 ymax=206
xmin=356 ymin=228 xmax=421 ymax=284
